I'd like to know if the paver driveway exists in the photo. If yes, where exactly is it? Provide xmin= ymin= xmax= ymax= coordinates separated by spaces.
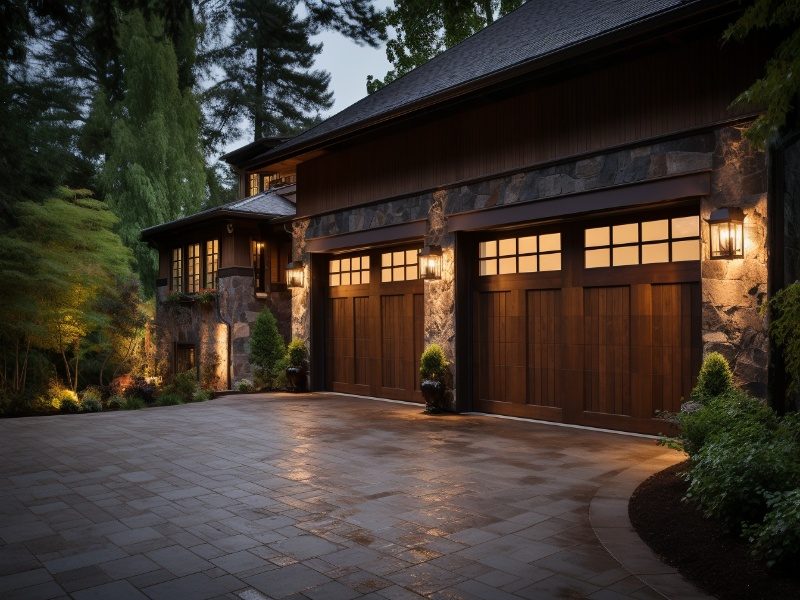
xmin=0 ymin=394 xmax=680 ymax=600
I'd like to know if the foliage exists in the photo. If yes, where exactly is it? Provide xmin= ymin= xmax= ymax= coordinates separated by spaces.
xmin=250 ymin=308 xmax=286 ymax=387
xmin=124 ymin=377 xmax=157 ymax=405
xmin=768 ymin=281 xmax=800 ymax=395
xmin=420 ymin=344 xmax=449 ymax=381
xmin=235 ymin=378 xmax=255 ymax=392
xmin=81 ymin=396 xmax=103 ymax=412
xmin=161 ymin=370 xmax=199 ymax=403
xmin=286 ymin=338 xmax=309 ymax=368
xmin=747 ymin=488 xmax=800 ymax=569
xmin=157 ymin=393 xmax=183 ymax=406
xmin=123 ymin=396 xmax=145 ymax=410
xmin=81 ymin=386 xmax=103 ymax=404
xmin=59 ymin=394 xmax=81 ymax=413
xmin=192 ymin=389 xmax=213 ymax=402
xmin=96 ymin=10 xmax=206 ymax=292
xmin=691 ymin=352 xmax=735 ymax=403
xmin=200 ymin=349 xmax=221 ymax=390
xmin=107 ymin=395 xmax=125 ymax=411
xmin=367 ymin=0 xmax=523 ymax=93
xmin=724 ymin=0 xmax=800 ymax=147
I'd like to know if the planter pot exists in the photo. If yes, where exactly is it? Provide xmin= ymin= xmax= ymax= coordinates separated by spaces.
xmin=421 ymin=379 xmax=445 ymax=413
xmin=286 ymin=366 xmax=308 ymax=393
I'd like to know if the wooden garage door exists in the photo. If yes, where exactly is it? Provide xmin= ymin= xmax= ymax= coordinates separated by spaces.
xmin=473 ymin=209 xmax=702 ymax=434
xmin=326 ymin=247 xmax=425 ymax=402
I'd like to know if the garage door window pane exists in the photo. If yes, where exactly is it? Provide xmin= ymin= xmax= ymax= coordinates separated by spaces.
xmin=382 ymin=253 xmax=392 ymax=267
xmin=499 ymin=238 xmax=516 ymax=256
xmin=518 ymin=254 xmax=537 ymax=273
xmin=406 ymin=265 xmax=418 ymax=280
xmin=380 ymin=247 xmax=423 ymax=282
xmin=585 ymin=227 xmax=609 ymax=248
xmin=330 ymin=259 xmax=340 ymax=273
xmin=613 ymin=223 xmax=638 ymax=245
xmin=539 ymin=233 xmax=561 ymax=252
xmin=330 ymin=273 xmax=340 ymax=286
xmin=330 ymin=254 xmax=370 ymax=286
xmin=479 ymin=240 xmax=497 ymax=258
xmin=672 ymin=216 xmax=699 ymax=239
xmin=341 ymin=258 xmax=351 ymax=271
xmin=539 ymin=253 xmax=561 ymax=271
xmin=480 ymin=259 xmax=497 ymax=276
xmin=642 ymin=220 xmax=668 ymax=241
xmin=351 ymin=271 xmax=361 ymax=285
xmin=613 ymin=245 xmax=639 ymax=266
xmin=586 ymin=248 xmax=610 ymax=268
xmin=642 ymin=243 xmax=669 ymax=264
xmin=518 ymin=236 xmax=537 ymax=254
xmin=672 ymin=239 xmax=700 ymax=261
xmin=382 ymin=268 xmax=391 ymax=282
xmin=405 ymin=250 xmax=418 ymax=265
xmin=499 ymin=257 xmax=516 ymax=274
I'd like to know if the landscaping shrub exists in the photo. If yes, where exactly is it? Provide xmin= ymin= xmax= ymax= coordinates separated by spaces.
xmin=59 ymin=395 xmax=81 ymax=413
xmin=107 ymin=395 xmax=125 ymax=410
xmin=123 ymin=396 xmax=145 ymax=410
xmin=124 ymin=377 xmax=157 ymax=405
xmin=157 ymin=393 xmax=183 ymax=406
xmin=768 ymin=281 xmax=800 ymax=395
xmin=81 ymin=386 xmax=103 ymax=404
xmin=192 ymin=389 xmax=213 ymax=402
xmin=286 ymin=338 xmax=308 ymax=367
xmin=161 ymin=370 xmax=198 ymax=403
xmin=50 ymin=386 xmax=79 ymax=412
xmin=420 ymin=343 xmax=448 ymax=381
xmin=81 ymin=396 xmax=103 ymax=412
xmin=690 ymin=351 xmax=735 ymax=403
xmin=235 ymin=378 xmax=254 ymax=392
xmin=250 ymin=308 xmax=285 ymax=389
xmin=747 ymin=489 xmax=800 ymax=570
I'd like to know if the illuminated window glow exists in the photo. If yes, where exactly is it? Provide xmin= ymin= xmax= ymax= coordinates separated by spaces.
xmin=330 ymin=255 xmax=370 ymax=286
xmin=381 ymin=249 xmax=420 ymax=282
xmin=171 ymin=248 xmax=183 ymax=292
xmin=478 ymin=233 xmax=561 ymax=276
xmin=205 ymin=240 xmax=219 ymax=289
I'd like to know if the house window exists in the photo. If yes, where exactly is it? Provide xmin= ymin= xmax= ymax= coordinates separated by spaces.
xmin=171 ymin=248 xmax=183 ymax=292
xmin=252 ymin=241 xmax=266 ymax=293
xmin=263 ymin=173 xmax=280 ymax=190
xmin=478 ymin=233 xmax=562 ymax=276
xmin=187 ymin=243 xmax=201 ymax=292
xmin=329 ymin=255 xmax=370 ymax=286
xmin=205 ymin=239 xmax=219 ymax=289
xmin=248 ymin=173 xmax=260 ymax=196
xmin=175 ymin=344 xmax=195 ymax=374
xmin=584 ymin=216 xmax=700 ymax=268
xmin=381 ymin=249 xmax=419 ymax=282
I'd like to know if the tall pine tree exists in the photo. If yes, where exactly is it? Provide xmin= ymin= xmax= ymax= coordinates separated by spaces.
xmin=97 ymin=10 xmax=206 ymax=293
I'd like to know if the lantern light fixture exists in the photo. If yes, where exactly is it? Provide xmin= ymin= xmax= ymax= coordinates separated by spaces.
xmin=419 ymin=244 xmax=443 ymax=280
xmin=707 ymin=207 xmax=745 ymax=260
xmin=286 ymin=260 xmax=305 ymax=288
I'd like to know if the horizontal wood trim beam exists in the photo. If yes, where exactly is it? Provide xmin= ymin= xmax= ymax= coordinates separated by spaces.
xmin=447 ymin=172 xmax=711 ymax=232
xmin=306 ymin=220 xmax=427 ymax=253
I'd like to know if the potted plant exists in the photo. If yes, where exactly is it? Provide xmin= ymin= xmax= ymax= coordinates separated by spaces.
xmin=420 ymin=343 xmax=448 ymax=413
xmin=285 ymin=338 xmax=309 ymax=392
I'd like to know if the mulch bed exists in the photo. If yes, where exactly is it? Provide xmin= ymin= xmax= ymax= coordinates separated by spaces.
xmin=629 ymin=461 xmax=800 ymax=600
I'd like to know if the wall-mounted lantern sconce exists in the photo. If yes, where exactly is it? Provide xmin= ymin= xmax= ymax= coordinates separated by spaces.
xmin=707 ymin=207 xmax=745 ymax=260
xmin=286 ymin=260 xmax=305 ymax=288
xmin=419 ymin=245 xmax=443 ymax=280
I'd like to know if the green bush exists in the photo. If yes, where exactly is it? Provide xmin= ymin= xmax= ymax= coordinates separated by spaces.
xmin=690 ymin=351 xmax=735 ymax=403
xmin=161 ymin=370 xmax=198 ymax=403
xmin=59 ymin=395 xmax=81 ymax=413
xmin=107 ymin=395 xmax=125 ymax=410
xmin=192 ymin=389 xmax=213 ymax=402
xmin=676 ymin=388 xmax=777 ymax=456
xmin=235 ymin=378 xmax=254 ymax=392
xmin=123 ymin=396 xmax=145 ymax=410
xmin=747 ymin=489 xmax=800 ymax=569
xmin=686 ymin=423 xmax=800 ymax=531
xmin=286 ymin=338 xmax=308 ymax=367
xmin=157 ymin=393 xmax=183 ymax=406
xmin=81 ymin=386 xmax=103 ymax=404
xmin=250 ymin=308 xmax=285 ymax=388
xmin=81 ymin=397 xmax=103 ymax=412
xmin=420 ymin=344 xmax=448 ymax=381
xmin=768 ymin=282 xmax=800 ymax=395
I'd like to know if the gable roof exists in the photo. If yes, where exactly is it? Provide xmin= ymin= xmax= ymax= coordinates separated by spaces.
xmin=141 ymin=184 xmax=296 ymax=241
xmin=243 ymin=0 xmax=725 ymax=167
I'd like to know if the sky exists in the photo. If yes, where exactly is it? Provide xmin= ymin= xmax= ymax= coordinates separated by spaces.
xmin=220 ymin=0 xmax=394 ymax=158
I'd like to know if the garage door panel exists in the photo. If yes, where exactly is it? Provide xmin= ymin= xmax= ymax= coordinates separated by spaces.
xmin=353 ymin=297 xmax=370 ymax=386
xmin=526 ymin=289 xmax=562 ymax=408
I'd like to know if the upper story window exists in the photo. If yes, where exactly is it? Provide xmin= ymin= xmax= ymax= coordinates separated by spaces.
xmin=330 ymin=255 xmax=370 ymax=286
xmin=248 ymin=173 xmax=260 ymax=197
xmin=584 ymin=215 xmax=700 ymax=268
xmin=381 ymin=249 xmax=419 ymax=282
xmin=252 ymin=239 xmax=289 ymax=294
xmin=171 ymin=248 xmax=183 ymax=292
xmin=479 ymin=233 xmax=562 ymax=276
xmin=170 ymin=240 xmax=219 ymax=292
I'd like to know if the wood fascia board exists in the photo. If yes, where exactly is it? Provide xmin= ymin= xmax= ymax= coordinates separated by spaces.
xmin=446 ymin=171 xmax=711 ymax=232
xmin=305 ymin=220 xmax=427 ymax=253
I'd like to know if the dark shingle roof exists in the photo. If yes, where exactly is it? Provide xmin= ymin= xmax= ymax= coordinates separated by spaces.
xmin=141 ymin=185 xmax=296 ymax=241
xmin=251 ymin=0 xmax=709 ymax=163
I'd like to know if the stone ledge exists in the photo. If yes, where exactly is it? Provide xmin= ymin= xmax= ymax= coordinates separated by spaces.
xmin=589 ymin=451 xmax=713 ymax=600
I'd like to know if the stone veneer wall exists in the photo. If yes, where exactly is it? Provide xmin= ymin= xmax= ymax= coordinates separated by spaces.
xmin=154 ymin=276 xmax=291 ymax=389
xmin=296 ymin=124 xmax=770 ymax=399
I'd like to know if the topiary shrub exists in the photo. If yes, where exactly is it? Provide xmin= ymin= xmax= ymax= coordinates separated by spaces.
xmin=107 ymin=395 xmax=125 ymax=411
xmin=123 ymin=396 xmax=145 ymax=410
xmin=250 ymin=308 xmax=286 ymax=389
xmin=235 ymin=378 xmax=254 ymax=392
xmin=192 ymin=389 xmax=213 ymax=402
xmin=690 ymin=352 xmax=735 ymax=403
xmin=420 ymin=344 xmax=448 ymax=381
xmin=81 ymin=396 xmax=103 ymax=412
xmin=286 ymin=338 xmax=309 ymax=368
xmin=157 ymin=393 xmax=183 ymax=406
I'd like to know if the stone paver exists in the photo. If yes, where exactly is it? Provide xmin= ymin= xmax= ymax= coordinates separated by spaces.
xmin=0 ymin=393 xmax=682 ymax=599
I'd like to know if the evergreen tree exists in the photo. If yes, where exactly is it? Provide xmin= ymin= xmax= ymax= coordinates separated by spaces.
xmin=367 ymin=0 xmax=524 ymax=94
xmin=250 ymin=307 xmax=286 ymax=388
xmin=97 ymin=10 xmax=207 ymax=292
xmin=724 ymin=0 xmax=800 ymax=147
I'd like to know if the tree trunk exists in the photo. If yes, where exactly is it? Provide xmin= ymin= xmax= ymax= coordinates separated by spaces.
xmin=482 ymin=1 xmax=494 ymax=23
xmin=254 ymin=44 xmax=264 ymax=141
xmin=61 ymin=346 xmax=73 ymax=390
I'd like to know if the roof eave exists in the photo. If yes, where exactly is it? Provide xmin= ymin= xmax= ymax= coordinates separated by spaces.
xmin=140 ymin=209 xmax=293 ymax=244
